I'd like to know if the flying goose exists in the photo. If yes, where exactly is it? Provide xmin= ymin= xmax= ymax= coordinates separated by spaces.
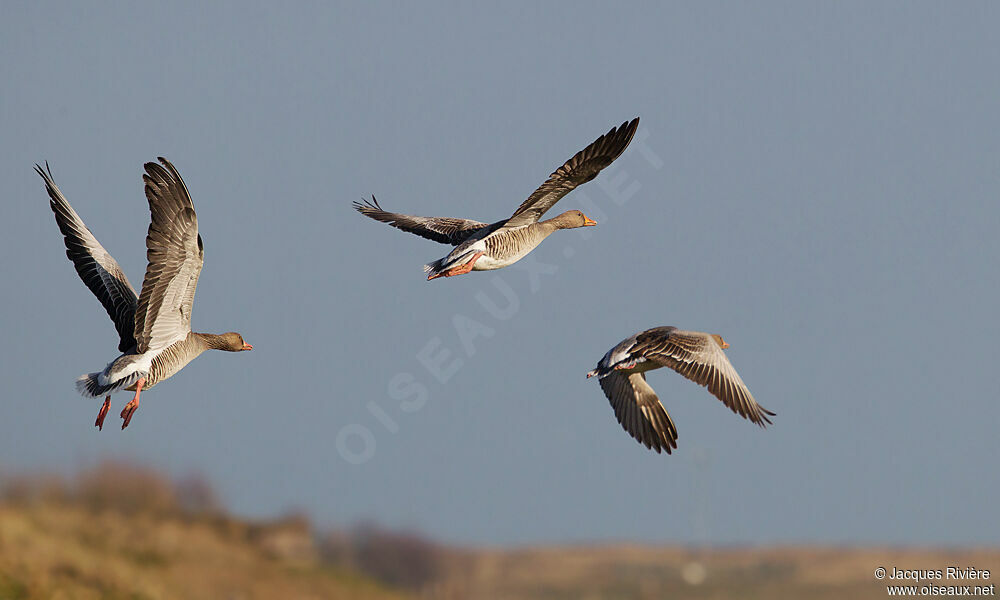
xmin=355 ymin=118 xmax=639 ymax=280
xmin=587 ymin=327 xmax=774 ymax=453
xmin=37 ymin=158 xmax=252 ymax=430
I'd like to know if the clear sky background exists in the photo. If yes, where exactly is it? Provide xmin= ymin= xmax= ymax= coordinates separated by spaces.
xmin=2 ymin=2 xmax=998 ymax=546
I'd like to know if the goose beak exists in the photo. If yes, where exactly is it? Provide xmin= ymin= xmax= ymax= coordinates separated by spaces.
xmin=721 ymin=341 xmax=729 ymax=349
xmin=583 ymin=215 xmax=597 ymax=227
xmin=586 ymin=369 xmax=598 ymax=379
xmin=242 ymin=343 xmax=254 ymax=351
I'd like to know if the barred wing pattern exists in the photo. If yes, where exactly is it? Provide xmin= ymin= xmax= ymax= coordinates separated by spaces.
xmin=599 ymin=371 xmax=678 ymax=454
xmin=503 ymin=118 xmax=639 ymax=229
xmin=634 ymin=328 xmax=774 ymax=426
xmin=133 ymin=158 xmax=204 ymax=353
xmin=353 ymin=196 xmax=493 ymax=246
xmin=36 ymin=163 xmax=139 ymax=352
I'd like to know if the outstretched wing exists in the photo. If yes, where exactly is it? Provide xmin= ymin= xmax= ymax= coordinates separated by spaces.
xmin=637 ymin=329 xmax=775 ymax=426
xmin=353 ymin=196 xmax=492 ymax=246
xmin=599 ymin=371 xmax=678 ymax=454
xmin=133 ymin=158 xmax=204 ymax=353
xmin=36 ymin=163 xmax=139 ymax=352
xmin=503 ymin=118 xmax=639 ymax=228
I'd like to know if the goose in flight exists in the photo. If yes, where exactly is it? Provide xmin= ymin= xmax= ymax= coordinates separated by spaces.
xmin=355 ymin=118 xmax=639 ymax=280
xmin=587 ymin=327 xmax=774 ymax=453
xmin=37 ymin=158 xmax=252 ymax=430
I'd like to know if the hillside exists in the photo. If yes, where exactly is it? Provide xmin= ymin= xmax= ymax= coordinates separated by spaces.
xmin=1 ymin=464 xmax=996 ymax=599
xmin=0 ymin=464 xmax=405 ymax=600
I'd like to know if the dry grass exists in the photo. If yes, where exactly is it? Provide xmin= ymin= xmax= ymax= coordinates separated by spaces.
xmin=423 ymin=544 xmax=1000 ymax=600
xmin=1 ymin=464 xmax=996 ymax=599
xmin=0 ymin=463 xmax=405 ymax=600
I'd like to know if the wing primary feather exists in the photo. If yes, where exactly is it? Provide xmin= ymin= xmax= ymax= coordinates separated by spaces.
xmin=36 ymin=162 xmax=139 ymax=351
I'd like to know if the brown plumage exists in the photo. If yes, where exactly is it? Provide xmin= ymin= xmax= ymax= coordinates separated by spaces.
xmin=38 ymin=158 xmax=252 ymax=430
xmin=587 ymin=327 xmax=775 ymax=454
xmin=354 ymin=197 xmax=490 ymax=245
xmin=37 ymin=162 xmax=139 ymax=352
xmin=354 ymin=118 xmax=639 ymax=279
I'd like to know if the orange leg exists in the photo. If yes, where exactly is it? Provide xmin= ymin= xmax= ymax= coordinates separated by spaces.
xmin=427 ymin=251 xmax=484 ymax=281
xmin=95 ymin=396 xmax=111 ymax=431
xmin=120 ymin=377 xmax=145 ymax=430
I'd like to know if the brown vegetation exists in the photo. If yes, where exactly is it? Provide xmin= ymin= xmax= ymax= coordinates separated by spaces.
xmin=0 ymin=463 xmax=404 ymax=600
xmin=1 ymin=464 xmax=996 ymax=599
xmin=425 ymin=544 xmax=1000 ymax=600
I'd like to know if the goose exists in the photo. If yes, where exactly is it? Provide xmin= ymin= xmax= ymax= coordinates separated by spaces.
xmin=37 ymin=158 xmax=252 ymax=430
xmin=587 ymin=327 xmax=774 ymax=453
xmin=354 ymin=118 xmax=639 ymax=280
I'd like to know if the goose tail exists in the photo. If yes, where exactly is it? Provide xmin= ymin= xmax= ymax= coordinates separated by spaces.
xmin=423 ymin=257 xmax=447 ymax=278
xmin=75 ymin=370 xmax=141 ymax=398
xmin=76 ymin=372 xmax=115 ymax=398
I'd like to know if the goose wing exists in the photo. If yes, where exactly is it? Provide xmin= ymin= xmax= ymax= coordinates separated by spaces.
xmin=636 ymin=328 xmax=775 ymax=426
xmin=36 ymin=163 xmax=139 ymax=352
xmin=598 ymin=371 xmax=678 ymax=453
xmin=502 ymin=118 xmax=639 ymax=229
xmin=133 ymin=158 xmax=204 ymax=353
xmin=354 ymin=196 xmax=492 ymax=246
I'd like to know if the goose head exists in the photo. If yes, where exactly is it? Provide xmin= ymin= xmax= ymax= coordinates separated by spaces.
xmin=711 ymin=334 xmax=729 ymax=349
xmin=549 ymin=210 xmax=597 ymax=229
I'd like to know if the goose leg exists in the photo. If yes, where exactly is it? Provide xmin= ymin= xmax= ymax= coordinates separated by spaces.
xmin=428 ymin=251 xmax=484 ymax=280
xmin=95 ymin=396 xmax=111 ymax=430
xmin=120 ymin=378 xmax=145 ymax=430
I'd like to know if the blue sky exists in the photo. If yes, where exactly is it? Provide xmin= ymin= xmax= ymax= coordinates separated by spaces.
xmin=2 ymin=2 xmax=998 ymax=546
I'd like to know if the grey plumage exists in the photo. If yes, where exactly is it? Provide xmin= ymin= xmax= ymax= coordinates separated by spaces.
xmin=38 ymin=158 xmax=251 ymax=429
xmin=353 ymin=196 xmax=492 ymax=245
xmin=503 ymin=118 xmax=640 ymax=229
xmin=480 ymin=222 xmax=550 ymax=264
xmin=36 ymin=163 xmax=139 ymax=352
xmin=76 ymin=369 xmax=142 ymax=398
xmin=588 ymin=327 xmax=775 ymax=454
xmin=599 ymin=371 xmax=678 ymax=453
xmin=355 ymin=118 xmax=639 ymax=278
xmin=133 ymin=158 xmax=204 ymax=354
